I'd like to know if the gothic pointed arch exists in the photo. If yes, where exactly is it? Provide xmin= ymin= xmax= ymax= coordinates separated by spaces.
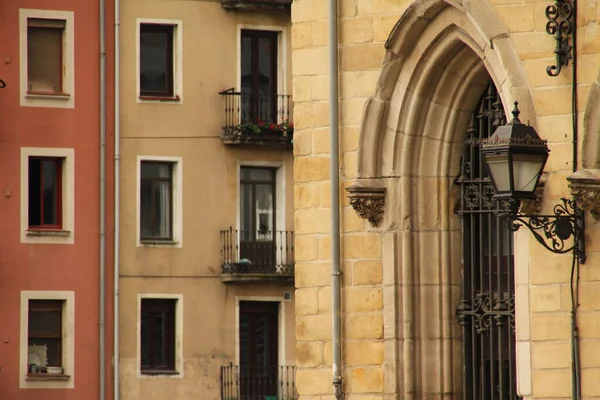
xmin=358 ymin=0 xmax=536 ymax=180
xmin=582 ymin=71 xmax=600 ymax=168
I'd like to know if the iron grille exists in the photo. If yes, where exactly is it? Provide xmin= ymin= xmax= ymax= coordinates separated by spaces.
xmin=455 ymin=82 xmax=518 ymax=400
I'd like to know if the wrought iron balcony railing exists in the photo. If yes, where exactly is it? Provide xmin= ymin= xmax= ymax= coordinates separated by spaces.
xmin=220 ymin=0 xmax=292 ymax=13
xmin=220 ymin=364 xmax=298 ymax=400
xmin=218 ymin=89 xmax=293 ymax=148
xmin=220 ymin=228 xmax=294 ymax=283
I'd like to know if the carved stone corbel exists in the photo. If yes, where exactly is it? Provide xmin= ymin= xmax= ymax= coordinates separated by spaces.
xmin=519 ymin=173 xmax=547 ymax=215
xmin=568 ymin=169 xmax=600 ymax=220
xmin=345 ymin=185 xmax=386 ymax=227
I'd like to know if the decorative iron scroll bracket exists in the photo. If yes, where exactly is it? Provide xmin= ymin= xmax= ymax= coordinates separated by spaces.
xmin=545 ymin=0 xmax=574 ymax=76
xmin=504 ymin=198 xmax=585 ymax=263
xmin=346 ymin=186 xmax=386 ymax=227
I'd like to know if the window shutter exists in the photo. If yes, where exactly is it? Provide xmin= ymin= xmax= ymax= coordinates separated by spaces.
xmin=27 ymin=24 xmax=63 ymax=93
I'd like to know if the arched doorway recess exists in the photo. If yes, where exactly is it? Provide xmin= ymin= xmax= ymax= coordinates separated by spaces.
xmin=352 ymin=1 xmax=537 ymax=399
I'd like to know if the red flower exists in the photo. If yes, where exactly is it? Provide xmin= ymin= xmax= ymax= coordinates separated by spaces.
xmin=270 ymin=123 xmax=275 ymax=129
xmin=289 ymin=123 xmax=294 ymax=129
xmin=259 ymin=120 xmax=265 ymax=126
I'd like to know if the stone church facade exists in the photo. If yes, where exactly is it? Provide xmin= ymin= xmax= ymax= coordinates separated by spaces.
xmin=291 ymin=0 xmax=600 ymax=399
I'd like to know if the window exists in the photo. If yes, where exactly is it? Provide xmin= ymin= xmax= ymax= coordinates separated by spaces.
xmin=241 ymin=30 xmax=278 ymax=123
xmin=140 ymin=24 xmax=174 ymax=98
xmin=20 ymin=9 xmax=74 ymax=108
xmin=140 ymin=299 xmax=176 ymax=373
xmin=21 ymin=148 xmax=74 ymax=244
xmin=28 ymin=157 xmax=62 ymax=229
xmin=20 ymin=291 xmax=74 ymax=388
xmin=140 ymin=161 xmax=173 ymax=240
xmin=27 ymin=18 xmax=65 ymax=94
xmin=28 ymin=300 xmax=63 ymax=371
xmin=456 ymin=82 xmax=517 ymax=400
xmin=240 ymin=167 xmax=275 ymax=240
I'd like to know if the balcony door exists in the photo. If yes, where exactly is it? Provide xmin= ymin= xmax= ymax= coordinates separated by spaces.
xmin=239 ymin=301 xmax=279 ymax=400
xmin=240 ymin=167 xmax=276 ymax=272
xmin=241 ymin=29 xmax=278 ymax=123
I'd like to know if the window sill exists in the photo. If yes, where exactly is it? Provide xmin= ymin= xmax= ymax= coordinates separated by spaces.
xmin=26 ymin=91 xmax=71 ymax=100
xmin=140 ymin=239 xmax=179 ymax=246
xmin=138 ymin=95 xmax=180 ymax=102
xmin=26 ymin=229 xmax=71 ymax=238
xmin=26 ymin=373 xmax=71 ymax=382
xmin=141 ymin=370 xmax=179 ymax=376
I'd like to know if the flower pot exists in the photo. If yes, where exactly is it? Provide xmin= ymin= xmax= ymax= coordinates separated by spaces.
xmin=46 ymin=366 xmax=63 ymax=374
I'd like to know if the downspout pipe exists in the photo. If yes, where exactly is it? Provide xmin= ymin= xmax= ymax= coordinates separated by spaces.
xmin=113 ymin=0 xmax=121 ymax=396
xmin=99 ymin=0 xmax=107 ymax=398
xmin=328 ymin=0 xmax=342 ymax=397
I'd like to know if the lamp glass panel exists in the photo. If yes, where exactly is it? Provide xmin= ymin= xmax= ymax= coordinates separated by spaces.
xmin=512 ymin=153 xmax=546 ymax=193
xmin=484 ymin=154 xmax=511 ymax=192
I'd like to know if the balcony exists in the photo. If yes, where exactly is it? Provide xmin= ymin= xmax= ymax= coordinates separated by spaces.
xmin=220 ymin=364 xmax=297 ymax=400
xmin=218 ymin=89 xmax=293 ymax=149
xmin=220 ymin=0 xmax=292 ymax=13
xmin=220 ymin=228 xmax=294 ymax=284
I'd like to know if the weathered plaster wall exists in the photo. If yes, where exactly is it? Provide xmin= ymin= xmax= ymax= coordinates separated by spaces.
xmin=118 ymin=0 xmax=295 ymax=399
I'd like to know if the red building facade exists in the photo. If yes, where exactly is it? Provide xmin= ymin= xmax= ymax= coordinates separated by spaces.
xmin=0 ymin=0 xmax=114 ymax=399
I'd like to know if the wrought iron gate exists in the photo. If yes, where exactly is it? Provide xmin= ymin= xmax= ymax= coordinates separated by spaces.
xmin=455 ymin=82 xmax=518 ymax=400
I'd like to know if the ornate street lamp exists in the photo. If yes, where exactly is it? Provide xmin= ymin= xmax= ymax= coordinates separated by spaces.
xmin=481 ymin=102 xmax=585 ymax=262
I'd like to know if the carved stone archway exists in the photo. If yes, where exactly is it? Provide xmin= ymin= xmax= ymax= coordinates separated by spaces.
xmin=351 ymin=1 xmax=537 ymax=399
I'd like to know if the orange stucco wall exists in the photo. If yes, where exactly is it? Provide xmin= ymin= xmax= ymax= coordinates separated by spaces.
xmin=0 ymin=0 xmax=115 ymax=398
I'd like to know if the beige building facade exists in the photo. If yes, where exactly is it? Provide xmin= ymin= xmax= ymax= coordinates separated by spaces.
xmin=117 ymin=1 xmax=296 ymax=399
xmin=292 ymin=0 xmax=600 ymax=399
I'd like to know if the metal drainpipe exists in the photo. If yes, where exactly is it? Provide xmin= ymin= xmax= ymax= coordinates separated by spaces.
xmin=328 ymin=0 xmax=342 ymax=397
xmin=99 ymin=0 xmax=107 ymax=397
xmin=113 ymin=0 xmax=121 ymax=396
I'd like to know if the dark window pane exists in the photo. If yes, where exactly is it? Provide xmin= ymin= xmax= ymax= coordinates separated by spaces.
xmin=28 ymin=158 xmax=41 ymax=226
xmin=241 ymin=167 xmax=274 ymax=182
xmin=140 ymin=312 xmax=150 ymax=367
xmin=42 ymin=160 xmax=58 ymax=225
xmin=29 ymin=310 xmax=61 ymax=336
xmin=258 ymin=38 xmax=274 ymax=95
xmin=154 ymin=313 xmax=165 ymax=366
xmin=240 ymin=30 xmax=278 ymax=122
xmin=140 ymin=299 xmax=176 ymax=372
xmin=241 ymin=36 xmax=252 ymax=93
xmin=28 ymin=157 xmax=61 ymax=228
xmin=140 ymin=25 xmax=173 ymax=96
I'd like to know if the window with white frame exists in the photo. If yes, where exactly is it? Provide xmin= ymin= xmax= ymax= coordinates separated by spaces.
xmin=137 ymin=156 xmax=182 ymax=246
xmin=137 ymin=294 xmax=183 ymax=377
xmin=19 ymin=9 xmax=74 ymax=108
xmin=140 ymin=161 xmax=173 ymax=240
xmin=21 ymin=148 xmax=75 ymax=244
xmin=137 ymin=20 xmax=182 ymax=101
xmin=20 ymin=291 xmax=75 ymax=389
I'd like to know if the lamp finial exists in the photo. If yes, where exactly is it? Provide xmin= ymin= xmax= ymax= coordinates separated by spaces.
xmin=511 ymin=102 xmax=521 ymax=124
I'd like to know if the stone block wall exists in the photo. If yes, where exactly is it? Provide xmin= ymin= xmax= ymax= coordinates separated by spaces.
xmin=291 ymin=0 xmax=600 ymax=399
